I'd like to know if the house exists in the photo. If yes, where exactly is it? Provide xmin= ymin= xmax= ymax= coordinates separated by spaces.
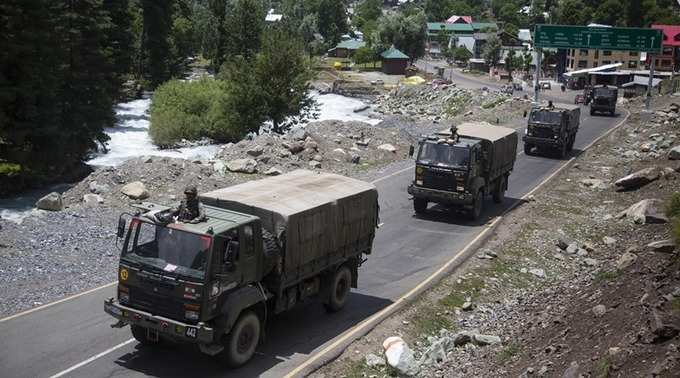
xmin=328 ymin=39 xmax=366 ymax=58
xmin=649 ymin=24 xmax=680 ymax=71
xmin=622 ymin=75 xmax=663 ymax=96
xmin=380 ymin=46 xmax=409 ymax=75
xmin=565 ymin=48 xmax=642 ymax=71
xmin=447 ymin=15 xmax=473 ymax=24
xmin=426 ymin=17 xmax=498 ymax=57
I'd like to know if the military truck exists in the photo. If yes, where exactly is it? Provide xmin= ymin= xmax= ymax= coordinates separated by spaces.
xmin=590 ymin=85 xmax=617 ymax=116
xmin=407 ymin=122 xmax=518 ymax=220
xmin=104 ymin=170 xmax=379 ymax=367
xmin=523 ymin=104 xmax=581 ymax=158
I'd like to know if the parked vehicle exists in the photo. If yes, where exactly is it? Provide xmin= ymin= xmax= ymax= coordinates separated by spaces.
xmin=574 ymin=94 xmax=585 ymax=104
xmin=540 ymin=81 xmax=551 ymax=90
xmin=104 ymin=170 xmax=379 ymax=367
xmin=407 ymin=123 xmax=518 ymax=220
xmin=590 ymin=85 xmax=618 ymax=116
xmin=523 ymin=104 xmax=581 ymax=158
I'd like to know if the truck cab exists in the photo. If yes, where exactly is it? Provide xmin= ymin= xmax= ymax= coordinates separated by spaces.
xmin=590 ymin=85 xmax=617 ymax=116
xmin=408 ymin=123 xmax=517 ymax=220
xmin=523 ymin=105 xmax=580 ymax=158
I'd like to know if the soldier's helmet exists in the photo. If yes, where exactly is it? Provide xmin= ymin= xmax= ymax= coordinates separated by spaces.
xmin=184 ymin=185 xmax=198 ymax=196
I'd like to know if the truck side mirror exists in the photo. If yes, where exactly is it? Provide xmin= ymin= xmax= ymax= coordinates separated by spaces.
xmin=223 ymin=241 xmax=239 ymax=271
xmin=116 ymin=217 xmax=126 ymax=239
xmin=408 ymin=145 xmax=415 ymax=157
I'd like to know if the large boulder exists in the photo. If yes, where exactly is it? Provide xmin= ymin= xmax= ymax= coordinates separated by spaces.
xmin=264 ymin=167 xmax=282 ymax=176
xmin=121 ymin=181 xmax=149 ymax=200
xmin=647 ymin=239 xmax=676 ymax=253
xmin=36 ymin=192 xmax=63 ymax=211
xmin=378 ymin=143 xmax=397 ymax=153
xmin=289 ymin=128 xmax=308 ymax=141
xmin=83 ymin=193 xmax=104 ymax=206
xmin=283 ymin=141 xmax=305 ymax=154
xmin=617 ymin=199 xmax=668 ymax=224
xmin=614 ymin=167 xmax=660 ymax=191
xmin=383 ymin=336 xmax=419 ymax=376
xmin=88 ymin=181 xmax=110 ymax=194
xmin=227 ymin=158 xmax=257 ymax=174
xmin=246 ymin=145 xmax=264 ymax=157
xmin=669 ymin=146 xmax=680 ymax=160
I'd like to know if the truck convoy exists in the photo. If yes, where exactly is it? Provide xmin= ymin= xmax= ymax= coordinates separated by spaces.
xmin=523 ymin=104 xmax=581 ymax=158
xmin=590 ymin=85 xmax=618 ymax=116
xmin=104 ymin=170 xmax=379 ymax=367
xmin=407 ymin=122 xmax=518 ymax=220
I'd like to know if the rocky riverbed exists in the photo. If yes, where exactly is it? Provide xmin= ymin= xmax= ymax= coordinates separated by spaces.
xmin=312 ymin=97 xmax=680 ymax=378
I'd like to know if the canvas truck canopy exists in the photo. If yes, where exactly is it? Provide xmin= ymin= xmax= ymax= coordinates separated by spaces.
xmin=200 ymin=170 xmax=379 ymax=280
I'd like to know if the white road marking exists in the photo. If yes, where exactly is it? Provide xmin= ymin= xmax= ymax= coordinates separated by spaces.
xmin=370 ymin=165 xmax=413 ymax=184
xmin=48 ymin=338 xmax=135 ymax=378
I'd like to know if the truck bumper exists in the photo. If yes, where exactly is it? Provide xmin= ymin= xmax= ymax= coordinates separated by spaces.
xmin=104 ymin=298 xmax=214 ymax=344
xmin=408 ymin=185 xmax=473 ymax=206
xmin=523 ymin=136 xmax=561 ymax=148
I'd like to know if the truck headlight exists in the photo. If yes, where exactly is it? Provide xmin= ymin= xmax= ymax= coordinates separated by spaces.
xmin=211 ymin=282 xmax=220 ymax=297
xmin=457 ymin=186 xmax=464 ymax=192
xmin=185 ymin=310 xmax=199 ymax=321
xmin=416 ymin=180 xmax=423 ymax=186
xmin=554 ymin=135 xmax=558 ymax=139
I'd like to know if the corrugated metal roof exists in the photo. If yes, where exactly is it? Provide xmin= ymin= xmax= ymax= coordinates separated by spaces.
xmin=472 ymin=22 xmax=498 ymax=31
xmin=563 ymin=63 xmax=622 ymax=77
xmin=335 ymin=39 xmax=365 ymax=50
xmin=201 ymin=170 xmax=376 ymax=218
xmin=381 ymin=46 xmax=409 ymax=59
xmin=621 ymin=75 xmax=662 ymax=88
xmin=652 ymin=24 xmax=680 ymax=47
xmin=427 ymin=22 xmax=474 ymax=33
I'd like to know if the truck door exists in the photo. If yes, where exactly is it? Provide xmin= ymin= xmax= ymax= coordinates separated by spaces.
xmin=239 ymin=224 xmax=257 ymax=283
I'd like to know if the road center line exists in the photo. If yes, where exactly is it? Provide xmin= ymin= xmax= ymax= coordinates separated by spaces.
xmin=48 ymin=338 xmax=135 ymax=378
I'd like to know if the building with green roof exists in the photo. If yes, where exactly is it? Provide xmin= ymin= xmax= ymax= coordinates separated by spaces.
xmin=328 ymin=38 xmax=366 ymax=58
xmin=380 ymin=46 xmax=410 ymax=75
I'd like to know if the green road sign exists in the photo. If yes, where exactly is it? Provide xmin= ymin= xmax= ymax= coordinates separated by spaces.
xmin=534 ymin=24 xmax=663 ymax=53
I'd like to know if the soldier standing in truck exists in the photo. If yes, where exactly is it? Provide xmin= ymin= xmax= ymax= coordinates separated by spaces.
xmin=173 ymin=185 xmax=207 ymax=223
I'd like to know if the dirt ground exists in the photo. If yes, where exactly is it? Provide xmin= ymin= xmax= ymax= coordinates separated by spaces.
xmin=311 ymin=97 xmax=680 ymax=378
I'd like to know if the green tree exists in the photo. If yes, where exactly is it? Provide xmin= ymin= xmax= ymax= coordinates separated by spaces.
xmin=355 ymin=0 xmax=382 ymax=27
xmin=223 ymin=0 xmax=265 ymax=62
xmin=594 ymin=0 xmax=626 ymax=26
xmin=255 ymin=28 xmax=316 ymax=134
xmin=504 ymin=49 xmax=522 ymax=82
xmin=317 ymin=0 xmax=348 ymax=46
xmin=424 ymin=0 xmax=452 ymax=22
xmin=103 ymin=0 xmax=134 ymax=99
xmin=141 ymin=0 xmax=174 ymax=87
xmin=374 ymin=11 xmax=427 ymax=62
xmin=555 ymin=0 xmax=592 ymax=26
xmin=453 ymin=46 xmax=472 ymax=63
xmin=522 ymin=50 xmax=533 ymax=72
xmin=483 ymin=36 xmax=502 ymax=68
xmin=206 ymin=0 xmax=227 ymax=70
xmin=217 ymin=57 xmax=267 ymax=136
xmin=354 ymin=46 xmax=377 ymax=65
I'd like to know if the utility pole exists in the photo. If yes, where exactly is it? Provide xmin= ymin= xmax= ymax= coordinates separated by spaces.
xmin=646 ymin=54 xmax=655 ymax=111
xmin=534 ymin=48 xmax=542 ymax=104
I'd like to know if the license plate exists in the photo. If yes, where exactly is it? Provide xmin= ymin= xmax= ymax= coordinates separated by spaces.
xmin=106 ymin=304 xmax=122 ymax=317
xmin=185 ymin=327 xmax=197 ymax=338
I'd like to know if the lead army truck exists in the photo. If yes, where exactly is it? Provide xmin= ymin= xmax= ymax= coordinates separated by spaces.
xmin=590 ymin=85 xmax=618 ymax=116
xmin=523 ymin=104 xmax=581 ymax=158
xmin=407 ymin=122 xmax=518 ymax=220
xmin=104 ymin=170 xmax=379 ymax=367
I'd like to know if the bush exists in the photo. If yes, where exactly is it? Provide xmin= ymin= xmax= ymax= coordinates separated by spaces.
xmin=149 ymin=78 xmax=245 ymax=147
xmin=667 ymin=192 xmax=680 ymax=218
xmin=0 ymin=163 xmax=22 ymax=176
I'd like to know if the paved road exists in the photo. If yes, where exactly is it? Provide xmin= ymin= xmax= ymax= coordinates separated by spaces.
xmin=0 ymin=75 xmax=624 ymax=378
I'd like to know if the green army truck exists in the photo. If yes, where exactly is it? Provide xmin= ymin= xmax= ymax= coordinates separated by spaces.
xmin=104 ymin=170 xmax=379 ymax=367
xmin=523 ymin=104 xmax=580 ymax=158
xmin=407 ymin=122 xmax=518 ymax=220
xmin=590 ymin=85 xmax=618 ymax=116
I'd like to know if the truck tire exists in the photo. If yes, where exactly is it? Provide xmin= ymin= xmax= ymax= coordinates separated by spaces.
xmin=523 ymin=143 xmax=533 ymax=155
xmin=590 ymin=108 xmax=595 ymax=116
xmin=492 ymin=177 xmax=505 ymax=204
xmin=220 ymin=310 xmax=261 ymax=367
xmin=413 ymin=198 xmax=427 ymax=214
xmin=325 ymin=265 xmax=351 ymax=312
xmin=469 ymin=190 xmax=483 ymax=220
xmin=559 ymin=142 xmax=567 ymax=159
xmin=131 ymin=325 xmax=159 ymax=346
xmin=567 ymin=135 xmax=575 ymax=151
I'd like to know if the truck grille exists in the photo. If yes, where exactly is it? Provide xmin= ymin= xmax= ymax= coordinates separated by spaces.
xmin=129 ymin=287 xmax=185 ymax=321
xmin=422 ymin=168 xmax=457 ymax=191
xmin=530 ymin=126 xmax=555 ymax=139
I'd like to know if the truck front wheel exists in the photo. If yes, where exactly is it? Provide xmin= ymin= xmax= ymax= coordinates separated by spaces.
xmin=469 ymin=190 xmax=483 ymax=220
xmin=413 ymin=198 xmax=427 ymax=214
xmin=220 ymin=310 xmax=261 ymax=367
xmin=523 ymin=143 xmax=533 ymax=155
xmin=325 ymin=266 xmax=351 ymax=312
xmin=492 ymin=178 xmax=505 ymax=204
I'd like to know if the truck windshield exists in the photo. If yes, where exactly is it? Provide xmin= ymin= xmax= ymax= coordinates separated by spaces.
xmin=122 ymin=219 xmax=211 ymax=280
xmin=530 ymin=110 xmax=561 ymax=124
xmin=593 ymin=88 xmax=616 ymax=97
xmin=417 ymin=142 xmax=469 ymax=168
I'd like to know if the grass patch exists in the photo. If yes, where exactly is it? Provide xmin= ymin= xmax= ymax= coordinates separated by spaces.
xmin=497 ymin=343 xmax=520 ymax=362
xmin=343 ymin=359 xmax=390 ymax=378
xmin=439 ymin=276 xmax=485 ymax=308
xmin=412 ymin=309 xmax=454 ymax=337
xmin=481 ymin=96 xmax=507 ymax=109
xmin=672 ymin=297 xmax=680 ymax=314
xmin=594 ymin=356 xmax=611 ymax=378
xmin=0 ymin=163 xmax=21 ymax=176
xmin=594 ymin=270 xmax=622 ymax=283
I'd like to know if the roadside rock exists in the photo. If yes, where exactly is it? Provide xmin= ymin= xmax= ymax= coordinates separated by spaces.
xmin=647 ymin=240 xmax=676 ymax=253
xmin=213 ymin=160 xmax=225 ymax=173
xmin=121 ymin=181 xmax=149 ymax=200
xmin=83 ymin=194 xmax=104 ymax=205
xmin=378 ymin=143 xmax=397 ymax=153
xmin=592 ymin=304 xmax=607 ymax=317
xmin=88 ymin=181 xmax=110 ymax=194
xmin=246 ymin=145 xmax=264 ymax=157
xmin=563 ymin=361 xmax=580 ymax=378
xmin=383 ymin=336 xmax=419 ymax=376
xmin=669 ymin=146 xmax=680 ymax=160
xmin=603 ymin=236 xmax=617 ymax=246
xmin=309 ymin=161 xmax=322 ymax=169
xmin=264 ymin=167 xmax=282 ymax=176
xmin=472 ymin=334 xmax=502 ymax=346
xmin=283 ymin=141 xmax=305 ymax=154
xmin=651 ymin=309 xmax=680 ymax=342
xmin=227 ymin=159 xmax=257 ymax=174
xmin=365 ymin=353 xmax=386 ymax=368
xmin=614 ymin=167 xmax=660 ymax=191
xmin=616 ymin=252 xmax=638 ymax=269
xmin=36 ymin=192 xmax=63 ymax=211
xmin=529 ymin=268 xmax=546 ymax=278
xmin=580 ymin=178 xmax=608 ymax=190
xmin=617 ymin=199 xmax=668 ymax=224
xmin=289 ymin=128 xmax=308 ymax=141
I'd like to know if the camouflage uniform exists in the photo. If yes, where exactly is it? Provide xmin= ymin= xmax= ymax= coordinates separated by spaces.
xmin=173 ymin=186 xmax=206 ymax=223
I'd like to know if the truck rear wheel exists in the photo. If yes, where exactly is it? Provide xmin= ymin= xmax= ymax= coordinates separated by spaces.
xmin=590 ymin=108 xmax=595 ymax=116
xmin=220 ymin=310 xmax=261 ymax=367
xmin=413 ymin=198 xmax=427 ymax=214
xmin=559 ymin=142 xmax=567 ymax=159
xmin=325 ymin=266 xmax=351 ymax=312
xmin=492 ymin=177 xmax=505 ymax=204
xmin=469 ymin=190 xmax=483 ymax=220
